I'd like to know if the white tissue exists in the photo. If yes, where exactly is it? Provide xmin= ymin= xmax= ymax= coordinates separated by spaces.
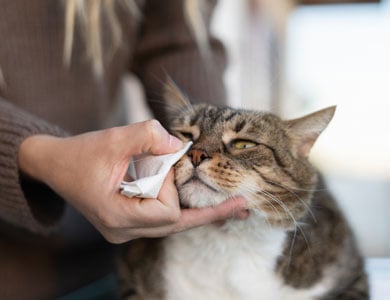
xmin=120 ymin=142 xmax=192 ymax=198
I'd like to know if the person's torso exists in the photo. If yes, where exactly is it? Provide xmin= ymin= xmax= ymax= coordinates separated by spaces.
xmin=0 ymin=0 xmax=142 ymax=133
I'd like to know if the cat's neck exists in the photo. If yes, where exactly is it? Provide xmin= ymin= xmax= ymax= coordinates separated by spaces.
xmin=223 ymin=210 xmax=284 ymax=233
xmin=168 ymin=211 xmax=287 ymax=262
xmin=186 ymin=210 xmax=287 ymax=245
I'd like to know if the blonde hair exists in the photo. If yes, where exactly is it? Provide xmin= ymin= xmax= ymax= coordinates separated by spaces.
xmin=0 ymin=66 xmax=5 ymax=90
xmin=64 ymin=0 xmax=209 ymax=77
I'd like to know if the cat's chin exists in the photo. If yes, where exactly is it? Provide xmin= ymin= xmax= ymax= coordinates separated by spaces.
xmin=178 ymin=181 xmax=229 ymax=208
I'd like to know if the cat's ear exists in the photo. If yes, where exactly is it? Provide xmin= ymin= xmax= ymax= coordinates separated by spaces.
xmin=285 ymin=106 xmax=336 ymax=158
xmin=163 ymin=77 xmax=192 ymax=114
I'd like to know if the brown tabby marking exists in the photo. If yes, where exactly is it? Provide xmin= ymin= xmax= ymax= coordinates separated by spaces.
xmin=118 ymin=81 xmax=369 ymax=300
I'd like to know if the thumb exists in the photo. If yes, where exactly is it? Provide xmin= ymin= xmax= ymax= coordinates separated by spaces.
xmin=134 ymin=120 xmax=183 ymax=155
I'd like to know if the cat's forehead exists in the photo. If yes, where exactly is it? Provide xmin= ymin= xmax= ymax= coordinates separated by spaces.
xmin=172 ymin=104 xmax=283 ymax=134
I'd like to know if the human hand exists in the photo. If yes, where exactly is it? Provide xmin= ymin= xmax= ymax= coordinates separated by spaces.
xmin=18 ymin=120 xmax=248 ymax=243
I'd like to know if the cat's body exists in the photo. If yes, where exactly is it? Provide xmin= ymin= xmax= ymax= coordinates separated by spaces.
xmin=118 ymin=83 xmax=368 ymax=300
xmin=120 ymin=181 xmax=367 ymax=300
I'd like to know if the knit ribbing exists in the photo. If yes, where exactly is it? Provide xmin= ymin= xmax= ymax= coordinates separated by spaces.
xmin=0 ymin=100 xmax=67 ymax=234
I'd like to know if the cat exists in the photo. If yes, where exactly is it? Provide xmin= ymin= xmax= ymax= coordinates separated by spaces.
xmin=117 ymin=81 xmax=369 ymax=300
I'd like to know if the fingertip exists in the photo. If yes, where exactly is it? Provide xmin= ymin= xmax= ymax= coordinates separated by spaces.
xmin=145 ymin=120 xmax=183 ymax=154
xmin=234 ymin=209 xmax=250 ymax=220
xmin=169 ymin=135 xmax=184 ymax=151
xmin=213 ymin=196 xmax=249 ymax=221
xmin=222 ymin=196 xmax=247 ymax=210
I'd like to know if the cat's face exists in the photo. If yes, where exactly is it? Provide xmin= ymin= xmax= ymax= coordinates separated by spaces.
xmin=165 ymin=82 xmax=335 ymax=228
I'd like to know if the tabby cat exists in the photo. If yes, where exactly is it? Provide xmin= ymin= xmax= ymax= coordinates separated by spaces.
xmin=118 ymin=82 xmax=368 ymax=300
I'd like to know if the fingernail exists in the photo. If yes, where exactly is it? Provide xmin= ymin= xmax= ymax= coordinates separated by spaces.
xmin=237 ymin=209 xmax=250 ymax=220
xmin=169 ymin=135 xmax=183 ymax=151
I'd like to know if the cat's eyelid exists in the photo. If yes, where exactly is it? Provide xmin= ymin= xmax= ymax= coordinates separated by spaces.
xmin=180 ymin=131 xmax=193 ymax=139
xmin=172 ymin=129 xmax=195 ymax=141
xmin=228 ymin=139 xmax=259 ymax=150
xmin=172 ymin=126 xmax=200 ymax=141
xmin=229 ymin=138 xmax=259 ymax=145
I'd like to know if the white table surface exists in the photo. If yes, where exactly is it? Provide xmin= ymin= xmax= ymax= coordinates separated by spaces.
xmin=366 ymin=258 xmax=390 ymax=300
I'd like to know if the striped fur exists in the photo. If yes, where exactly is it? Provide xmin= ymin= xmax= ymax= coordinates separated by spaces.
xmin=118 ymin=84 xmax=368 ymax=299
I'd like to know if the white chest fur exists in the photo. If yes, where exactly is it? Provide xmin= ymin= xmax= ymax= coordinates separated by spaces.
xmin=163 ymin=217 xmax=287 ymax=300
xmin=163 ymin=216 xmax=330 ymax=300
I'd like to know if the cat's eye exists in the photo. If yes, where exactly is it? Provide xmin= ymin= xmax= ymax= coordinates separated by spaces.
xmin=230 ymin=140 xmax=258 ymax=150
xmin=179 ymin=132 xmax=194 ymax=140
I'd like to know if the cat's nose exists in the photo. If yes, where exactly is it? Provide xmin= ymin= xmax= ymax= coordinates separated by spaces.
xmin=188 ymin=149 xmax=210 ymax=167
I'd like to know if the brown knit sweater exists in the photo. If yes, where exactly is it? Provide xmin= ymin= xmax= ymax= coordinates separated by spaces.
xmin=0 ymin=0 xmax=226 ymax=298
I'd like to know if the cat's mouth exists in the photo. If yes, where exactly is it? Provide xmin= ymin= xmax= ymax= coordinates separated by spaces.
xmin=182 ymin=174 xmax=219 ymax=193
xmin=177 ymin=170 xmax=232 ymax=209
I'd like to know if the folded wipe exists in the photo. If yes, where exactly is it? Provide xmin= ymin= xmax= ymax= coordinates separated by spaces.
xmin=120 ymin=142 xmax=192 ymax=198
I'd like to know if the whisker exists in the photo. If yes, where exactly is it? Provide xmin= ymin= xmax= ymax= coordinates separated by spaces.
xmin=147 ymin=97 xmax=194 ymax=114
xmin=262 ymin=179 xmax=317 ymax=223
xmin=264 ymin=177 xmax=327 ymax=193
xmin=267 ymin=193 xmax=312 ymax=263
xmin=242 ymin=181 xmax=312 ymax=259
xmin=242 ymin=182 xmax=296 ymax=228
xmin=240 ymin=182 xmax=282 ymax=219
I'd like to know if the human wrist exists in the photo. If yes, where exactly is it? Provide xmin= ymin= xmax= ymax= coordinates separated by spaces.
xmin=18 ymin=134 xmax=60 ymax=185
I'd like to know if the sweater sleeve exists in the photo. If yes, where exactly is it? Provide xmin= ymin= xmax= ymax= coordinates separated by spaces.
xmin=131 ymin=0 xmax=227 ymax=126
xmin=0 ymin=98 xmax=67 ymax=234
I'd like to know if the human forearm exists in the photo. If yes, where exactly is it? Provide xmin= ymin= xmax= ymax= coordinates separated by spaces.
xmin=0 ymin=99 xmax=67 ymax=233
